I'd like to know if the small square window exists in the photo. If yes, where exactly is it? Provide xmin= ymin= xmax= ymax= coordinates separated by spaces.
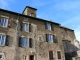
xmin=0 ymin=17 xmax=8 ymax=27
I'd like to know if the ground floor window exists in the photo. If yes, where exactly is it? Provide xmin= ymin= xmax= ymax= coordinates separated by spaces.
xmin=49 ymin=51 xmax=53 ymax=60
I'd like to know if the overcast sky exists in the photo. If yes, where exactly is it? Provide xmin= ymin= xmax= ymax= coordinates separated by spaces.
xmin=0 ymin=0 xmax=80 ymax=41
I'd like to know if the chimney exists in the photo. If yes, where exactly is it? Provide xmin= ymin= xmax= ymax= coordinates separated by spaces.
xmin=22 ymin=6 xmax=37 ymax=17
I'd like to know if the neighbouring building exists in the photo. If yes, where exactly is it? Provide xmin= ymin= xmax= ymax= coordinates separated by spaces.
xmin=0 ymin=6 xmax=79 ymax=60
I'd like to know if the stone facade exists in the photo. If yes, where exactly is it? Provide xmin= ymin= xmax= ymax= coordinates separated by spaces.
xmin=0 ymin=6 xmax=77 ymax=60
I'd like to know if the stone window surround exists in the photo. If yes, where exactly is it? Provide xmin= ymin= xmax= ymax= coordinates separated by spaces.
xmin=0 ymin=15 xmax=9 ymax=27
xmin=48 ymin=50 xmax=54 ymax=60
xmin=20 ymin=35 xmax=34 ymax=48
xmin=22 ymin=22 xmax=29 ymax=32
xmin=0 ymin=33 xmax=6 ymax=46
xmin=56 ymin=50 xmax=62 ymax=59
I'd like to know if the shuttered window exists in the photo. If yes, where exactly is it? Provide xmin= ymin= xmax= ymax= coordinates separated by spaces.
xmin=0 ymin=17 xmax=8 ymax=27
xmin=49 ymin=51 xmax=53 ymax=60
xmin=20 ymin=22 xmax=32 ymax=32
xmin=0 ymin=35 xmax=10 ymax=46
xmin=0 ymin=35 xmax=5 ymax=46
xmin=22 ymin=38 xmax=28 ymax=48
xmin=46 ymin=34 xmax=53 ymax=42
xmin=46 ymin=23 xmax=51 ymax=30
xmin=45 ymin=23 xmax=54 ymax=31
xmin=23 ymin=23 xmax=29 ymax=32
xmin=57 ymin=51 xmax=61 ymax=59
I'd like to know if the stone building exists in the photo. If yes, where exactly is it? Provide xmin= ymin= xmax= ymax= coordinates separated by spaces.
xmin=0 ymin=6 xmax=78 ymax=60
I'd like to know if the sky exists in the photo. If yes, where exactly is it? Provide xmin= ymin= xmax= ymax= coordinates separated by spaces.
xmin=0 ymin=0 xmax=80 ymax=41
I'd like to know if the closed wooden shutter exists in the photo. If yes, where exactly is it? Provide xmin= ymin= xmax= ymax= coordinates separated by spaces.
xmin=51 ymin=24 xmax=54 ymax=31
xmin=20 ymin=22 xmax=23 ymax=31
xmin=29 ymin=38 xmax=33 ymax=48
xmin=29 ymin=24 xmax=32 ymax=32
xmin=53 ymin=35 xmax=58 ymax=43
xmin=8 ymin=18 xmax=11 ymax=27
xmin=18 ymin=37 xmax=22 ymax=47
xmin=5 ymin=35 xmax=10 ymax=46
xmin=0 ymin=16 xmax=1 ymax=23
xmin=46 ymin=34 xmax=48 ymax=42
xmin=45 ymin=22 xmax=47 ymax=29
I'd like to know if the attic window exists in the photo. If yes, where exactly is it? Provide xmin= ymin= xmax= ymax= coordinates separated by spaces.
xmin=30 ymin=13 xmax=34 ymax=16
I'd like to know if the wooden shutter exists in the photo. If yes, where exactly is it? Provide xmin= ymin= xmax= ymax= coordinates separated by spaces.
xmin=5 ymin=35 xmax=10 ymax=46
xmin=29 ymin=38 xmax=33 ymax=48
xmin=18 ymin=37 xmax=22 ymax=47
xmin=8 ymin=18 xmax=11 ymax=27
xmin=46 ymin=34 xmax=48 ymax=42
xmin=51 ymin=24 xmax=54 ymax=31
xmin=20 ymin=22 xmax=23 ymax=31
xmin=0 ymin=16 xmax=1 ymax=23
xmin=53 ymin=35 xmax=58 ymax=43
xmin=29 ymin=24 xmax=32 ymax=32
xmin=45 ymin=22 xmax=47 ymax=29
xmin=57 ymin=51 xmax=61 ymax=59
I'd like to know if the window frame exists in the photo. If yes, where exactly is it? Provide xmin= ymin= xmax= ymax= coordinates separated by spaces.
xmin=46 ymin=34 xmax=53 ymax=43
xmin=49 ymin=51 xmax=54 ymax=60
xmin=22 ymin=37 xmax=28 ymax=48
xmin=0 ymin=17 xmax=8 ymax=27
xmin=0 ymin=34 xmax=6 ymax=46
xmin=46 ymin=23 xmax=52 ymax=30
xmin=23 ymin=22 xmax=29 ymax=32
xmin=57 ymin=50 xmax=61 ymax=59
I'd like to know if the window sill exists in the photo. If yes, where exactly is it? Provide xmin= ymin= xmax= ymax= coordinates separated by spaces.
xmin=0 ymin=26 xmax=8 ymax=28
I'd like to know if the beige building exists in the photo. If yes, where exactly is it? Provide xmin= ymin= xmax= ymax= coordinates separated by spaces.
xmin=0 ymin=6 xmax=79 ymax=60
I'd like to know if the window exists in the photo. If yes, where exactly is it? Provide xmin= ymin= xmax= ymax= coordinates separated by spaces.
xmin=18 ymin=37 xmax=33 ymax=48
xmin=0 ymin=17 xmax=8 ymax=27
xmin=29 ymin=55 xmax=34 ymax=60
xmin=23 ymin=23 xmax=29 ymax=32
xmin=46 ymin=34 xmax=58 ymax=43
xmin=22 ymin=38 xmax=28 ymax=48
xmin=46 ymin=23 xmax=51 ymax=30
xmin=49 ymin=51 xmax=53 ymax=60
xmin=0 ymin=35 xmax=6 ymax=46
xmin=46 ymin=34 xmax=53 ymax=42
xmin=57 ymin=51 xmax=61 ymax=59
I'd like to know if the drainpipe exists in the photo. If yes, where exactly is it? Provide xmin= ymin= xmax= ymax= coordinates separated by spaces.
xmin=14 ymin=14 xmax=19 ymax=60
